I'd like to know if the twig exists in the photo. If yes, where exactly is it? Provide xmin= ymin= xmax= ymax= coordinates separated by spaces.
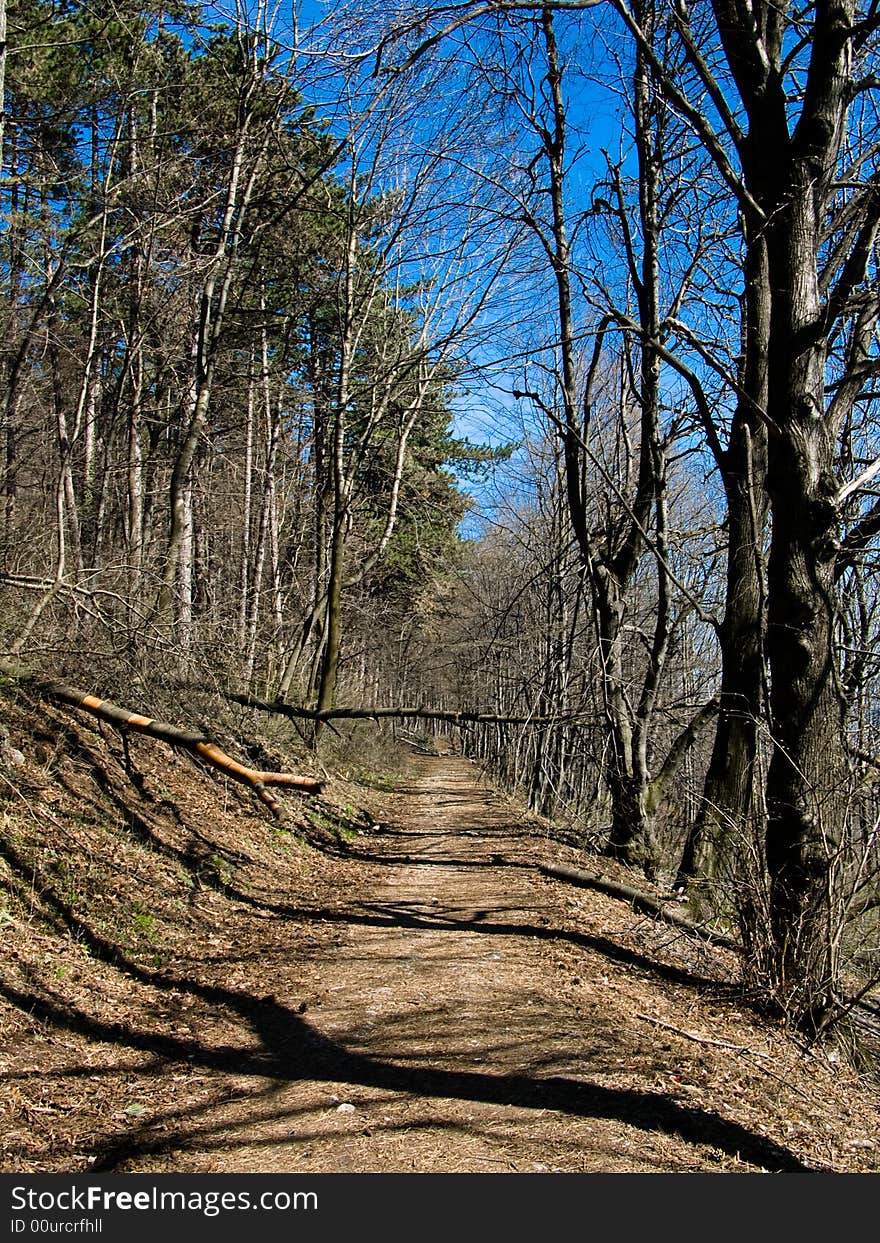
xmin=636 ymin=1012 xmax=766 ymax=1055
xmin=636 ymin=1013 xmax=813 ymax=1100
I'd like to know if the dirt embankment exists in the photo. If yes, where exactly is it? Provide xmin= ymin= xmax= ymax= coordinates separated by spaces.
xmin=1 ymin=703 xmax=878 ymax=1173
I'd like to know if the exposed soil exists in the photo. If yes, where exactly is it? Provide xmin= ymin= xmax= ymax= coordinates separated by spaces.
xmin=1 ymin=704 xmax=879 ymax=1174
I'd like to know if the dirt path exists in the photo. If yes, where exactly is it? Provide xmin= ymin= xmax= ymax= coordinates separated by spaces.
xmin=85 ymin=754 xmax=875 ymax=1175
xmin=6 ymin=744 xmax=878 ymax=1174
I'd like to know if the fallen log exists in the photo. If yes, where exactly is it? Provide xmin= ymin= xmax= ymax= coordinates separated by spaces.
xmin=537 ymin=860 xmax=740 ymax=953
xmin=220 ymin=688 xmax=593 ymax=728
xmin=0 ymin=661 xmax=323 ymax=817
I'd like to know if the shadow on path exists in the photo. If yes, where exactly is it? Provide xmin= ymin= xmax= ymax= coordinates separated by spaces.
xmin=0 ymin=967 xmax=808 ymax=1174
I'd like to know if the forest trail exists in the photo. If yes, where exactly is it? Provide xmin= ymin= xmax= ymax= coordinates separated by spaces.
xmin=67 ymin=754 xmax=875 ymax=1175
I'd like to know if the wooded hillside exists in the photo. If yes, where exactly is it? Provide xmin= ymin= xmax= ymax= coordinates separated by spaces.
xmin=2 ymin=0 xmax=880 ymax=1054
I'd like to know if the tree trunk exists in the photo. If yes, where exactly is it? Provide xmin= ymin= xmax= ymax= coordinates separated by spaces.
xmin=679 ymin=231 xmax=770 ymax=893
xmin=733 ymin=2 xmax=852 ymax=1028
xmin=761 ymin=175 xmax=847 ymax=1022
xmin=679 ymin=442 xmax=767 ymax=893
xmin=314 ymin=491 xmax=347 ymax=722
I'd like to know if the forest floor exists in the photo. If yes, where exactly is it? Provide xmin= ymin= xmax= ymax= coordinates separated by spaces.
xmin=2 ymin=703 xmax=880 ymax=1174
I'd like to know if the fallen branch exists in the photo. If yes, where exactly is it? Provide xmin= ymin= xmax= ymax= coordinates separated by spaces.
xmin=222 ymin=688 xmax=593 ymax=728
xmin=537 ymin=860 xmax=740 ymax=952
xmin=0 ymin=661 xmax=323 ymax=817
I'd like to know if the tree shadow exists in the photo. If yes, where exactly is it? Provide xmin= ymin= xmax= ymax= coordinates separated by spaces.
xmin=343 ymin=899 xmax=728 ymax=992
xmin=0 ymin=977 xmax=809 ymax=1173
